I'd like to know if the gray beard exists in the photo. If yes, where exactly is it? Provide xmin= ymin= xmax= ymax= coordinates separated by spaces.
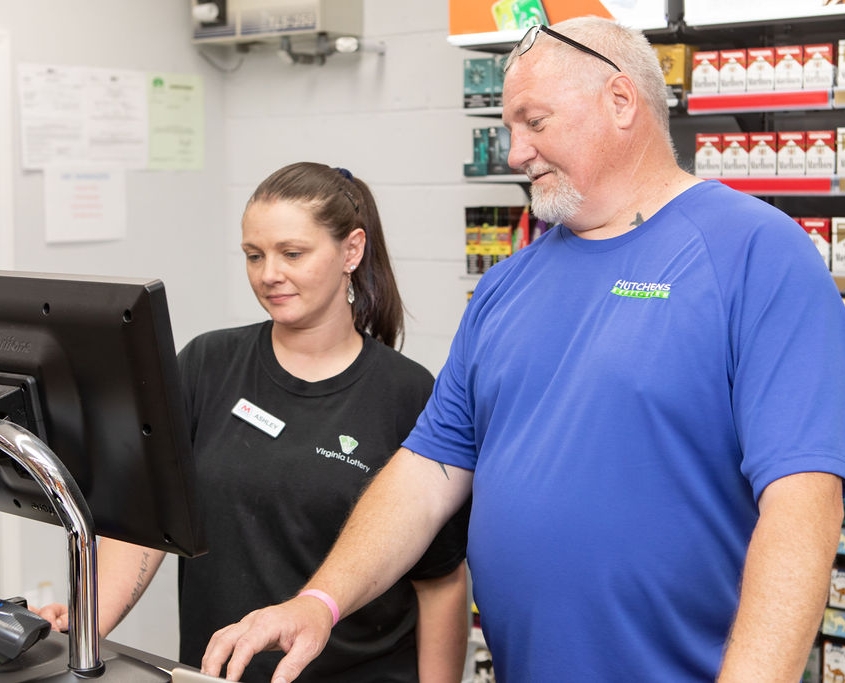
xmin=529 ymin=177 xmax=584 ymax=226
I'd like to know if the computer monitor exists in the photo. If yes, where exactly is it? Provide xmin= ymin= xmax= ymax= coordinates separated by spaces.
xmin=0 ymin=271 xmax=205 ymax=558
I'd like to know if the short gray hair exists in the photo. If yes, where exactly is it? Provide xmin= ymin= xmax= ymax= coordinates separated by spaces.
xmin=509 ymin=16 xmax=671 ymax=142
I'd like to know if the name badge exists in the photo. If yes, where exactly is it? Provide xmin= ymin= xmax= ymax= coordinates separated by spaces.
xmin=231 ymin=398 xmax=285 ymax=438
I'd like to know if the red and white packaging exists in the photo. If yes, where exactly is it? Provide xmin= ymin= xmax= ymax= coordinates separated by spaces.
xmin=777 ymin=131 xmax=806 ymax=176
xmin=692 ymin=51 xmax=720 ymax=93
xmin=800 ymin=217 xmax=831 ymax=268
xmin=803 ymin=43 xmax=834 ymax=89
xmin=838 ymin=127 xmax=845 ymax=177
xmin=832 ymin=217 xmax=845 ymax=276
xmin=746 ymin=47 xmax=775 ymax=91
xmin=721 ymin=133 xmax=749 ymax=176
xmin=774 ymin=45 xmax=804 ymax=90
xmin=695 ymin=133 xmax=722 ymax=176
xmin=749 ymin=132 xmax=777 ymax=176
xmin=719 ymin=49 xmax=747 ymax=93
xmin=805 ymin=130 xmax=836 ymax=176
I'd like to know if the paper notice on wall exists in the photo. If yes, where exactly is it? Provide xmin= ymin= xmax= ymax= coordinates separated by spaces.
xmin=18 ymin=64 xmax=148 ymax=170
xmin=147 ymin=72 xmax=204 ymax=171
xmin=43 ymin=168 xmax=127 ymax=243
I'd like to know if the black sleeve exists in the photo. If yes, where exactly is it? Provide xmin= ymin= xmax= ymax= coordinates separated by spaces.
xmin=405 ymin=496 xmax=471 ymax=581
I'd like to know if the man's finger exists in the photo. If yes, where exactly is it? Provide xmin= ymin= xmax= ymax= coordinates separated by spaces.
xmin=270 ymin=635 xmax=328 ymax=683
xmin=202 ymin=622 xmax=249 ymax=677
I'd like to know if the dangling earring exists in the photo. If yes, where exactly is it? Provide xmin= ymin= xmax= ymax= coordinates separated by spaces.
xmin=346 ymin=264 xmax=356 ymax=305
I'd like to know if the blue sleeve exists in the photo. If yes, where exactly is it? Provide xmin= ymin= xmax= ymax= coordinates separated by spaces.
xmin=715 ymin=202 xmax=845 ymax=499
xmin=402 ymin=285 xmax=490 ymax=471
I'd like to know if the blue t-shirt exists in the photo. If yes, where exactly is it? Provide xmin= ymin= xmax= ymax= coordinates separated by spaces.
xmin=404 ymin=181 xmax=845 ymax=681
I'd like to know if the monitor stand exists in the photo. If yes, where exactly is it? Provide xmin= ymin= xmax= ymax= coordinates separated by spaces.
xmin=0 ymin=632 xmax=171 ymax=681
xmin=0 ymin=421 xmax=179 ymax=681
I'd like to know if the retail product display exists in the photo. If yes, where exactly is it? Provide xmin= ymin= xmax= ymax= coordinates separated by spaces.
xmin=692 ymin=40 xmax=839 ymax=94
xmin=490 ymin=0 xmax=547 ymax=32
xmin=468 ymin=603 xmax=495 ymax=682
xmin=809 ymin=534 xmax=845 ymax=681
xmin=464 ymin=126 xmax=519 ymax=177
xmin=463 ymin=55 xmax=506 ymax=109
xmin=798 ymin=217 xmax=832 ymax=269
xmin=652 ymin=43 xmax=696 ymax=101
xmin=695 ymin=129 xmax=839 ymax=178
xmin=465 ymin=206 xmax=544 ymax=276
xmin=464 ymin=57 xmax=495 ymax=108
xmin=834 ymin=218 xmax=845 ymax=277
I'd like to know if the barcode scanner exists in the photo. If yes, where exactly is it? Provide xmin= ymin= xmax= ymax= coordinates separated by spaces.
xmin=0 ymin=597 xmax=51 ymax=664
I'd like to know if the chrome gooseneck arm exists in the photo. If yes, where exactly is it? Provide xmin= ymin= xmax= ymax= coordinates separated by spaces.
xmin=0 ymin=420 xmax=103 ymax=677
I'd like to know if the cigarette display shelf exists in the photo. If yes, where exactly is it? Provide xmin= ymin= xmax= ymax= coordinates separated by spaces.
xmin=709 ymin=175 xmax=844 ymax=196
xmin=687 ymin=88 xmax=843 ymax=115
xmin=452 ymin=20 xmax=845 ymax=307
xmin=657 ymin=18 xmax=845 ymax=215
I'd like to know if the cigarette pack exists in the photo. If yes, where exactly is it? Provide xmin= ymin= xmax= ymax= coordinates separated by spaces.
xmin=800 ymin=217 xmax=831 ymax=268
xmin=803 ymin=43 xmax=834 ymax=89
xmin=749 ymin=133 xmax=777 ymax=176
xmin=721 ymin=133 xmax=749 ymax=176
xmin=777 ymin=131 xmax=806 ymax=176
xmin=824 ymin=641 xmax=845 ymax=683
xmin=695 ymin=133 xmax=722 ymax=177
xmin=774 ymin=45 xmax=804 ymax=90
xmin=822 ymin=607 xmax=845 ymax=638
xmin=719 ymin=49 xmax=747 ymax=93
xmin=839 ymin=127 xmax=845 ymax=177
xmin=746 ymin=47 xmax=775 ymax=91
xmin=691 ymin=51 xmax=720 ymax=93
xmin=832 ymin=217 xmax=845 ymax=276
xmin=805 ymin=130 xmax=836 ymax=176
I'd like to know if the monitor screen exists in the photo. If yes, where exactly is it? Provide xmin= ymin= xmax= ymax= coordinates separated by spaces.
xmin=0 ymin=271 xmax=205 ymax=557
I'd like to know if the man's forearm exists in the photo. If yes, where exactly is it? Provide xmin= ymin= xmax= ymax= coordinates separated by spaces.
xmin=305 ymin=448 xmax=472 ymax=620
xmin=413 ymin=562 xmax=469 ymax=683
xmin=718 ymin=472 xmax=842 ymax=682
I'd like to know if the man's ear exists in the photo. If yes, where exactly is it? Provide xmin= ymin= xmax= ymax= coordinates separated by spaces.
xmin=608 ymin=73 xmax=637 ymax=129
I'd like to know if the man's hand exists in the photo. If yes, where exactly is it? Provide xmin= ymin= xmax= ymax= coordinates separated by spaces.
xmin=201 ymin=596 xmax=334 ymax=682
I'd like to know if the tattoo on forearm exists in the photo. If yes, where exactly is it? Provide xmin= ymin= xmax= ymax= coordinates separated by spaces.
xmin=120 ymin=551 xmax=152 ymax=620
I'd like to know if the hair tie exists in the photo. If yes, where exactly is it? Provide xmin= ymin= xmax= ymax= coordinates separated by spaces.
xmin=334 ymin=167 xmax=359 ymax=213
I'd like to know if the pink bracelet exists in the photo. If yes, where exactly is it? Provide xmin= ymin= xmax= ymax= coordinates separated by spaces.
xmin=297 ymin=589 xmax=340 ymax=626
